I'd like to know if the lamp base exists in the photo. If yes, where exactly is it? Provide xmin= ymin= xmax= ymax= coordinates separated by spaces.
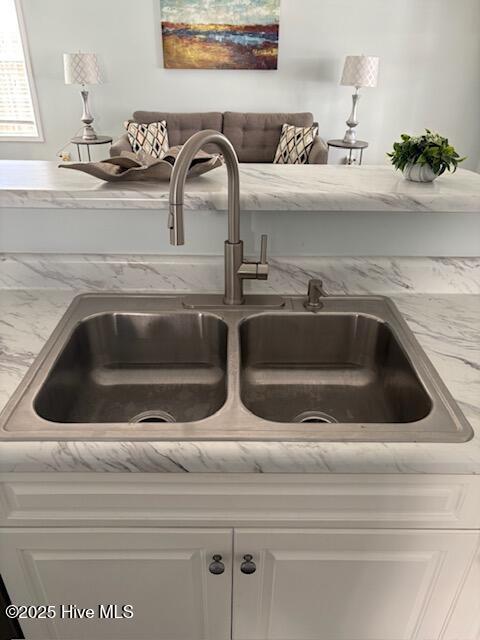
xmin=343 ymin=128 xmax=357 ymax=144
xmin=80 ymin=89 xmax=98 ymax=140
xmin=81 ymin=124 xmax=98 ymax=141
xmin=343 ymin=89 xmax=360 ymax=145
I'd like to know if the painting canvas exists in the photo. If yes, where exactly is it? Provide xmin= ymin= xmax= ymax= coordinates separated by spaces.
xmin=161 ymin=0 xmax=280 ymax=70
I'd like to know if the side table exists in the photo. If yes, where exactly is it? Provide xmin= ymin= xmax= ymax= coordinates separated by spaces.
xmin=327 ymin=139 xmax=369 ymax=165
xmin=70 ymin=135 xmax=113 ymax=162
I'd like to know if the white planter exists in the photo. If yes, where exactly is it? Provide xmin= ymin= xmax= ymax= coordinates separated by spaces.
xmin=403 ymin=163 xmax=439 ymax=182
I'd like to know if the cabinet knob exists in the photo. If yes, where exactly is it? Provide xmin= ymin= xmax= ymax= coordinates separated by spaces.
xmin=209 ymin=554 xmax=225 ymax=575
xmin=240 ymin=554 xmax=257 ymax=575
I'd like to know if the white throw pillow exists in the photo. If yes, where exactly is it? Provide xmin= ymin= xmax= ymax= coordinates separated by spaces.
xmin=274 ymin=123 xmax=319 ymax=164
xmin=124 ymin=120 xmax=169 ymax=159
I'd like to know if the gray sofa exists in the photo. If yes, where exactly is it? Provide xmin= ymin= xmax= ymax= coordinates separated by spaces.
xmin=110 ymin=111 xmax=328 ymax=164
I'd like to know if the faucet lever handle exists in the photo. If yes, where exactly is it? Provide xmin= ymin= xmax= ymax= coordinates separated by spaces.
xmin=260 ymin=234 xmax=268 ymax=264
xmin=254 ymin=234 xmax=269 ymax=281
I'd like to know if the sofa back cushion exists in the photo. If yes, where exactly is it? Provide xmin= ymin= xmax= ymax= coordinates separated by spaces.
xmin=223 ymin=112 xmax=315 ymax=163
xmin=132 ymin=111 xmax=223 ymax=154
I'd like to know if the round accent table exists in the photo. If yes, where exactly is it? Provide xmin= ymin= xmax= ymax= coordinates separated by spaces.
xmin=70 ymin=135 xmax=113 ymax=162
xmin=327 ymin=139 xmax=369 ymax=165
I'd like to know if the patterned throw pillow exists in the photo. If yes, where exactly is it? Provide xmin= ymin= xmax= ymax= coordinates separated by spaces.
xmin=124 ymin=120 xmax=169 ymax=159
xmin=274 ymin=123 xmax=319 ymax=164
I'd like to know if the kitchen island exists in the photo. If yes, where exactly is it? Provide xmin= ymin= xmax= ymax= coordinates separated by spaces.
xmin=0 ymin=164 xmax=479 ymax=638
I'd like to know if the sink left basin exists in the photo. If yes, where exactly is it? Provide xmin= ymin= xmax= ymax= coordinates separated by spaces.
xmin=0 ymin=294 xmax=229 ymax=439
xmin=35 ymin=312 xmax=228 ymax=424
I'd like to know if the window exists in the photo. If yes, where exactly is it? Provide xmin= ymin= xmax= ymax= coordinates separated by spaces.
xmin=0 ymin=0 xmax=42 ymax=140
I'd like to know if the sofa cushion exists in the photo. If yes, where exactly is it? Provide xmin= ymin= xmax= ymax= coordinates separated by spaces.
xmin=223 ymin=112 xmax=315 ymax=163
xmin=274 ymin=123 xmax=319 ymax=165
xmin=124 ymin=120 xmax=169 ymax=159
xmin=132 ymin=111 xmax=223 ymax=154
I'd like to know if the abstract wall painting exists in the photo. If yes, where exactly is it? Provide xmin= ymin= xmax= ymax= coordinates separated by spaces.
xmin=161 ymin=0 xmax=280 ymax=70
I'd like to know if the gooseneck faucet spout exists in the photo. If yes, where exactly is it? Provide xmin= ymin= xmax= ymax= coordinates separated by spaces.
xmin=168 ymin=130 xmax=269 ymax=305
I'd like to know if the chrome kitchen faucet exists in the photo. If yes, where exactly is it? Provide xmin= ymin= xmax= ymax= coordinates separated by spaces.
xmin=168 ymin=130 xmax=268 ymax=305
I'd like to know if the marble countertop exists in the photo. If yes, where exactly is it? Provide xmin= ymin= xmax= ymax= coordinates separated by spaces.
xmin=1 ymin=161 xmax=479 ymax=212
xmin=0 ymin=257 xmax=479 ymax=473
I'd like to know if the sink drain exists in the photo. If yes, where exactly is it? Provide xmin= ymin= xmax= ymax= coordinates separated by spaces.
xmin=293 ymin=410 xmax=338 ymax=424
xmin=130 ymin=410 xmax=176 ymax=424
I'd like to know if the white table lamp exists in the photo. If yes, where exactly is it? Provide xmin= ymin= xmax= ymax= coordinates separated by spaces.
xmin=64 ymin=52 xmax=102 ymax=141
xmin=340 ymin=55 xmax=379 ymax=144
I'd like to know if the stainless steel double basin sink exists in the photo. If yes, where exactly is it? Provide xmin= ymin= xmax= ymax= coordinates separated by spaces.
xmin=0 ymin=293 xmax=472 ymax=442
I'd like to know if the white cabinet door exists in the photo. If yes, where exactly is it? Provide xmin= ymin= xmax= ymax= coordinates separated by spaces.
xmin=233 ymin=529 xmax=480 ymax=640
xmin=443 ymin=540 xmax=480 ymax=640
xmin=0 ymin=528 xmax=232 ymax=640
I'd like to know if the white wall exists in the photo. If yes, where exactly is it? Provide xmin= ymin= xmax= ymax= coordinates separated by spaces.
xmin=1 ymin=0 xmax=479 ymax=169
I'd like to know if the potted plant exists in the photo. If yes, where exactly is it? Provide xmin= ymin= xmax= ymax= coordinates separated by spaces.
xmin=388 ymin=130 xmax=465 ymax=182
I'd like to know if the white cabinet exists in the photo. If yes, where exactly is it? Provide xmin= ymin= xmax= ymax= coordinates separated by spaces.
xmin=1 ymin=474 xmax=479 ymax=640
xmin=0 ymin=528 xmax=232 ymax=640
xmin=233 ymin=529 xmax=480 ymax=640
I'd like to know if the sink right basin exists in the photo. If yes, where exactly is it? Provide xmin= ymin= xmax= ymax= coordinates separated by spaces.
xmin=239 ymin=313 xmax=431 ymax=425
